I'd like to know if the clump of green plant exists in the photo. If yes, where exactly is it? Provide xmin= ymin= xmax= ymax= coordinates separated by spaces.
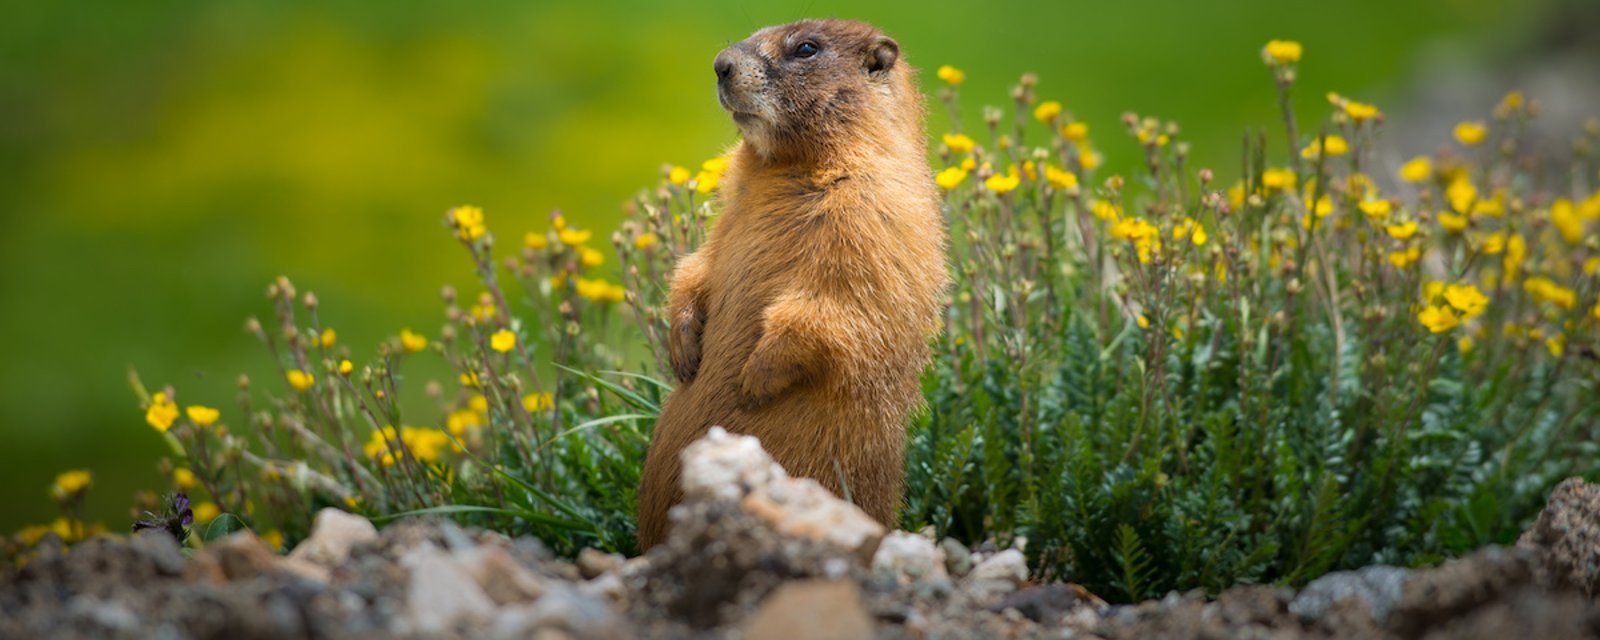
xmin=902 ymin=42 xmax=1600 ymax=601
xmin=12 ymin=40 xmax=1597 ymax=597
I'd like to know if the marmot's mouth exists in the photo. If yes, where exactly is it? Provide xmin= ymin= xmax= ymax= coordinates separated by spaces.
xmin=730 ymin=111 xmax=759 ymax=125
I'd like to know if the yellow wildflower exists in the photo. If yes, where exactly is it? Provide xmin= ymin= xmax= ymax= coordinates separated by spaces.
xmin=942 ymin=133 xmax=975 ymax=154
xmin=446 ymin=409 xmax=483 ymax=436
xmin=935 ymin=166 xmax=968 ymax=190
xmin=525 ymin=231 xmax=549 ymax=250
xmin=1446 ymin=178 xmax=1477 ymax=213
xmin=936 ymin=65 xmax=965 ymax=85
xmin=1479 ymin=232 xmax=1506 ymax=254
xmin=1388 ymin=246 xmax=1422 ymax=268
xmin=694 ymin=170 xmax=720 ymax=193
xmin=319 ymin=329 xmax=336 ymax=349
xmin=145 ymin=392 xmax=179 ymax=433
xmin=1136 ymin=314 xmax=1150 ymax=329
xmin=1503 ymin=234 xmax=1526 ymax=281
xmin=1385 ymin=221 xmax=1419 ymax=241
xmin=451 ymin=205 xmax=487 ymax=241
xmin=1547 ymin=335 xmax=1566 ymax=358
xmin=1044 ymin=165 xmax=1078 ymax=190
xmin=1300 ymin=135 xmax=1349 ymax=159
xmin=1110 ymin=218 xmax=1162 ymax=263
xmin=1417 ymin=305 xmax=1460 ymax=333
xmin=1358 ymin=200 xmax=1393 ymax=220
xmin=1438 ymin=212 xmax=1469 ymax=233
xmin=1261 ymin=168 xmax=1297 ymax=192
xmin=1443 ymin=284 xmax=1488 ymax=317
xmin=261 ymin=530 xmax=284 ymax=551
xmin=523 ymin=392 xmax=554 ymax=413
xmin=1262 ymin=39 xmax=1303 ymax=65
xmin=192 ymin=501 xmax=220 ymax=524
xmin=984 ymin=169 xmax=1021 ymax=194
xmin=286 ymin=369 xmax=315 ymax=392
xmin=400 ymin=329 xmax=428 ymax=353
xmin=1061 ymin=122 xmax=1089 ymax=142
xmin=1550 ymin=198 xmax=1583 ymax=244
xmin=1399 ymin=156 xmax=1432 ymax=183
xmin=338 ymin=359 xmax=353 ymax=376
xmin=634 ymin=233 xmax=658 ymax=250
xmin=1593 ymin=301 xmax=1600 ymax=321
xmin=702 ymin=156 xmax=730 ymax=175
xmin=1091 ymin=199 xmax=1122 ymax=222
xmin=961 ymin=156 xmax=976 ymax=171
xmin=1033 ymin=100 xmax=1062 ymax=123
xmin=173 ymin=468 xmax=197 ymax=490
xmin=1453 ymin=121 xmax=1487 ymax=146
xmin=469 ymin=394 xmax=489 ymax=413
xmin=1079 ymin=146 xmax=1102 ymax=171
xmin=1173 ymin=217 xmax=1208 ymax=246
xmin=490 ymin=329 xmax=516 ymax=353
xmin=185 ymin=405 xmax=220 ymax=428
xmin=558 ymin=228 xmax=592 ymax=246
xmin=1524 ymin=277 xmax=1576 ymax=310
xmin=1458 ymin=335 xmax=1474 ymax=353
xmin=459 ymin=371 xmax=480 ymax=387
xmin=668 ymin=166 xmax=691 ymax=186
xmin=1584 ymin=257 xmax=1600 ymax=276
xmin=934 ymin=131 xmax=972 ymax=153
xmin=51 ymin=470 xmax=92 ymax=500
xmin=1312 ymin=195 xmax=1334 ymax=218
xmin=1343 ymin=100 xmax=1380 ymax=122
xmin=580 ymin=246 xmax=604 ymax=268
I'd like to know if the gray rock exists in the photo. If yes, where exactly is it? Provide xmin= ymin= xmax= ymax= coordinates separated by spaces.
xmin=288 ymin=508 xmax=377 ymax=567
xmin=491 ymin=584 xmax=625 ymax=640
xmin=1290 ymin=564 xmax=1410 ymax=623
xmin=742 ymin=579 xmax=873 ymax=640
xmin=940 ymin=537 xmax=973 ymax=578
xmin=577 ymin=547 xmax=624 ymax=579
xmin=871 ymin=530 xmax=945 ymax=585
xmin=968 ymin=549 xmax=1028 ymax=586
xmin=405 ymin=547 xmax=495 ymax=634
xmin=1517 ymin=476 xmax=1600 ymax=596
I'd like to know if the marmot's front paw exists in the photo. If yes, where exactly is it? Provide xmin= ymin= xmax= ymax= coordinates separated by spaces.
xmin=668 ymin=311 xmax=703 ymax=383
xmin=737 ymin=346 xmax=805 ymax=411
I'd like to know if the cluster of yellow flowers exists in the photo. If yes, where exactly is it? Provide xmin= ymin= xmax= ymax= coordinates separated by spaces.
xmin=144 ymin=392 xmax=223 ymax=433
xmin=930 ymin=65 xmax=1098 ymax=199
xmin=667 ymin=156 xmax=731 ymax=195
xmin=363 ymin=425 xmax=454 ymax=467
xmin=527 ymin=212 xmax=627 ymax=304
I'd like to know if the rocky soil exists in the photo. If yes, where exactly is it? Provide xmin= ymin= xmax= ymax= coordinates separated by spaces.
xmin=4 ymin=428 xmax=1599 ymax=639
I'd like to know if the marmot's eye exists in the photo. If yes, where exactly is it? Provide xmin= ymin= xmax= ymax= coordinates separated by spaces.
xmin=794 ymin=42 xmax=820 ymax=58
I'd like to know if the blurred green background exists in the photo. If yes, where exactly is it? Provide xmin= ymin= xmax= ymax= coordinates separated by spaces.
xmin=0 ymin=0 xmax=1563 ymax=533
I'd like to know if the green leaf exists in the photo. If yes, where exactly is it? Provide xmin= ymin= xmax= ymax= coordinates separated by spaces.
xmin=203 ymin=513 xmax=247 ymax=542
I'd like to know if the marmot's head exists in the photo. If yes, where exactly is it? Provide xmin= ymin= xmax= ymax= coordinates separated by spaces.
xmin=714 ymin=20 xmax=919 ymax=163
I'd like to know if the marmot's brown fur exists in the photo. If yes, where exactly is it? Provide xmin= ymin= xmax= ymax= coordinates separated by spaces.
xmin=636 ymin=19 xmax=948 ymax=550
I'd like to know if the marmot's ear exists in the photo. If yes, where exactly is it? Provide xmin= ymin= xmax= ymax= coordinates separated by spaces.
xmin=866 ymin=36 xmax=898 ymax=75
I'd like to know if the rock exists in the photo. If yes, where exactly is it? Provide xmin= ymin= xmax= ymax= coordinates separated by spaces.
xmin=455 ymin=545 xmax=546 ymax=605
xmin=577 ymin=547 xmax=623 ymax=579
xmin=984 ymin=583 xmax=1107 ymax=626
xmin=579 ymin=572 xmax=628 ymax=606
xmin=679 ymin=427 xmax=886 ymax=556
xmin=187 ymin=531 xmax=279 ymax=584
xmin=491 ymin=584 xmax=626 ymax=640
xmin=940 ymin=537 xmax=973 ymax=578
xmin=1289 ymin=564 xmax=1410 ymax=624
xmin=741 ymin=580 xmax=873 ymax=640
xmin=404 ymin=547 xmax=495 ymax=634
xmin=871 ymin=531 xmax=945 ymax=585
xmin=1385 ymin=546 xmax=1538 ymax=638
xmin=1517 ymin=477 xmax=1600 ymax=596
xmin=288 ymin=508 xmax=377 ymax=567
xmin=966 ymin=549 xmax=1028 ymax=599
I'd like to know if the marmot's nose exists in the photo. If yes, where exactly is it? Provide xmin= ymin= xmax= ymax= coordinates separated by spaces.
xmin=714 ymin=50 xmax=734 ymax=84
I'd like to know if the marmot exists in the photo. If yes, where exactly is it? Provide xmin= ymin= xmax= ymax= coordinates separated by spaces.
xmin=636 ymin=19 xmax=948 ymax=549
